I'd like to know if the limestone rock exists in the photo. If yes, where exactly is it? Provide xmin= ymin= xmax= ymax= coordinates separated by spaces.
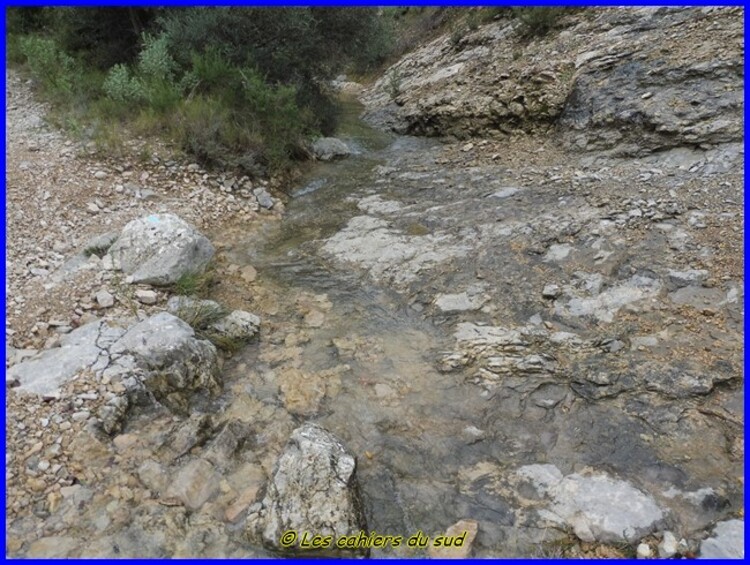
xmin=166 ymin=458 xmax=220 ymax=510
xmin=257 ymin=423 xmax=367 ymax=555
xmin=95 ymin=290 xmax=114 ymax=308
xmin=6 ymin=321 xmax=109 ymax=396
xmin=207 ymin=310 xmax=261 ymax=343
xmin=517 ymin=464 xmax=664 ymax=543
xmin=135 ymin=289 xmax=157 ymax=305
xmin=428 ymin=519 xmax=479 ymax=558
xmin=110 ymin=312 xmax=221 ymax=413
xmin=253 ymin=187 xmax=275 ymax=210
xmin=658 ymin=531 xmax=678 ymax=558
xmin=699 ymin=519 xmax=744 ymax=559
xmin=312 ymin=137 xmax=351 ymax=161
xmin=107 ymin=213 xmax=214 ymax=286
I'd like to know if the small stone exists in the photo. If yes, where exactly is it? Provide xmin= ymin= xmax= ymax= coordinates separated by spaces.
xmin=166 ymin=459 xmax=220 ymax=510
xmin=60 ymin=485 xmax=82 ymax=498
xmin=47 ymin=490 xmax=62 ymax=512
xmin=428 ymin=519 xmax=479 ymax=558
xmin=240 ymin=265 xmax=257 ymax=283
xmin=224 ymin=485 xmax=260 ymax=523
xmin=304 ymin=310 xmax=325 ymax=328
xmin=86 ymin=202 xmax=100 ymax=214
xmin=113 ymin=434 xmax=138 ymax=451
xmin=135 ymin=289 xmax=158 ymax=305
xmin=27 ymin=536 xmax=79 ymax=558
xmin=93 ymin=171 xmax=107 ymax=179
xmin=462 ymin=425 xmax=486 ymax=444
xmin=542 ymin=284 xmax=561 ymax=299
xmin=95 ymin=290 xmax=114 ymax=308
xmin=637 ymin=543 xmax=652 ymax=559
xmin=253 ymin=187 xmax=274 ymax=210
xmin=658 ymin=531 xmax=678 ymax=558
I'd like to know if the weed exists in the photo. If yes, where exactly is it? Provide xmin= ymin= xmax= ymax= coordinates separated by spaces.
xmin=92 ymin=121 xmax=125 ymax=156
xmin=172 ymin=299 xmax=228 ymax=331
xmin=513 ymin=7 xmax=567 ymax=38
xmin=171 ymin=268 xmax=216 ymax=298
xmin=201 ymin=331 xmax=245 ymax=353
xmin=83 ymin=243 xmax=112 ymax=258
xmin=386 ymin=68 xmax=403 ymax=100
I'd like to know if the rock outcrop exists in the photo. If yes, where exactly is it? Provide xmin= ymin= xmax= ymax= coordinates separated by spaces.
xmin=362 ymin=8 xmax=743 ymax=158
xmin=516 ymin=464 xmax=665 ymax=543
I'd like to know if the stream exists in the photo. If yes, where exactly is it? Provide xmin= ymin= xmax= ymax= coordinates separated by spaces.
xmin=211 ymin=95 xmax=742 ymax=556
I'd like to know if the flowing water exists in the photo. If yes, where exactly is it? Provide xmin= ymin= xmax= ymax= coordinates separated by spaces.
xmin=220 ymin=99 xmax=537 ymax=554
xmin=215 ymin=96 xmax=743 ymax=556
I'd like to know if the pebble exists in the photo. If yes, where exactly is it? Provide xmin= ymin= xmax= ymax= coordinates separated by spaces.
xmin=542 ymin=284 xmax=562 ymax=299
xmin=240 ymin=265 xmax=257 ymax=283
xmin=637 ymin=543 xmax=653 ymax=558
xmin=135 ymin=289 xmax=158 ymax=305
xmin=95 ymin=290 xmax=114 ymax=308
xmin=658 ymin=531 xmax=678 ymax=558
xmin=93 ymin=171 xmax=107 ymax=180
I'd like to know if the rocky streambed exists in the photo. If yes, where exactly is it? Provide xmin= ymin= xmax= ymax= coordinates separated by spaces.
xmin=5 ymin=6 xmax=745 ymax=560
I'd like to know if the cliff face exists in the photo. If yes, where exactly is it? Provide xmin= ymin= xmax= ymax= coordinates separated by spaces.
xmin=362 ymin=7 xmax=743 ymax=157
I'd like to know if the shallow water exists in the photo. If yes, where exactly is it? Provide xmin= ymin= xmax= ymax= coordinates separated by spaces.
xmin=220 ymin=99 xmax=540 ymax=554
xmin=219 ymin=96 xmax=743 ymax=556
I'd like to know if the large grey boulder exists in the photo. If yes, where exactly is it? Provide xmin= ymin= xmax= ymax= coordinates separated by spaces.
xmin=6 ymin=321 xmax=114 ymax=396
xmin=312 ymin=137 xmax=351 ymax=161
xmin=257 ymin=423 xmax=367 ymax=555
xmin=107 ymin=213 xmax=214 ymax=286
xmin=110 ymin=312 xmax=220 ymax=413
xmin=699 ymin=519 xmax=744 ymax=559
xmin=7 ymin=313 xmax=221 ymax=426
xmin=517 ymin=464 xmax=665 ymax=543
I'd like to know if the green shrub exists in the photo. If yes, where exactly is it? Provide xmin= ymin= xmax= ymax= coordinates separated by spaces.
xmin=19 ymin=36 xmax=76 ymax=95
xmin=386 ymin=68 xmax=402 ymax=100
xmin=185 ymin=47 xmax=236 ymax=94
xmin=172 ymin=95 xmax=237 ymax=167
xmin=239 ymin=67 xmax=313 ymax=170
xmin=137 ymin=33 xmax=176 ymax=81
xmin=513 ymin=7 xmax=567 ymax=38
xmin=103 ymin=63 xmax=144 ymax=103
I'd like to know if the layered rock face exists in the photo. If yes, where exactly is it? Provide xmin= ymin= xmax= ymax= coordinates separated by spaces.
xmin=363 ymin=8 xmax=743 ymax=157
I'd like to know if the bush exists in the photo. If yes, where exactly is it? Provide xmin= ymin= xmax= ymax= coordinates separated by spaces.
xmin=513 ymin=7 xmax=567 ymax=38
xmin=19 ymin=36 xmax=76 ymax=95
xmin=103 ymin=63 xmax=144 ymax=103
xmin=172 ymin=95 xmax=238 ymax=168
xmin=51 ymin=7 xmax=159 ymax=69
